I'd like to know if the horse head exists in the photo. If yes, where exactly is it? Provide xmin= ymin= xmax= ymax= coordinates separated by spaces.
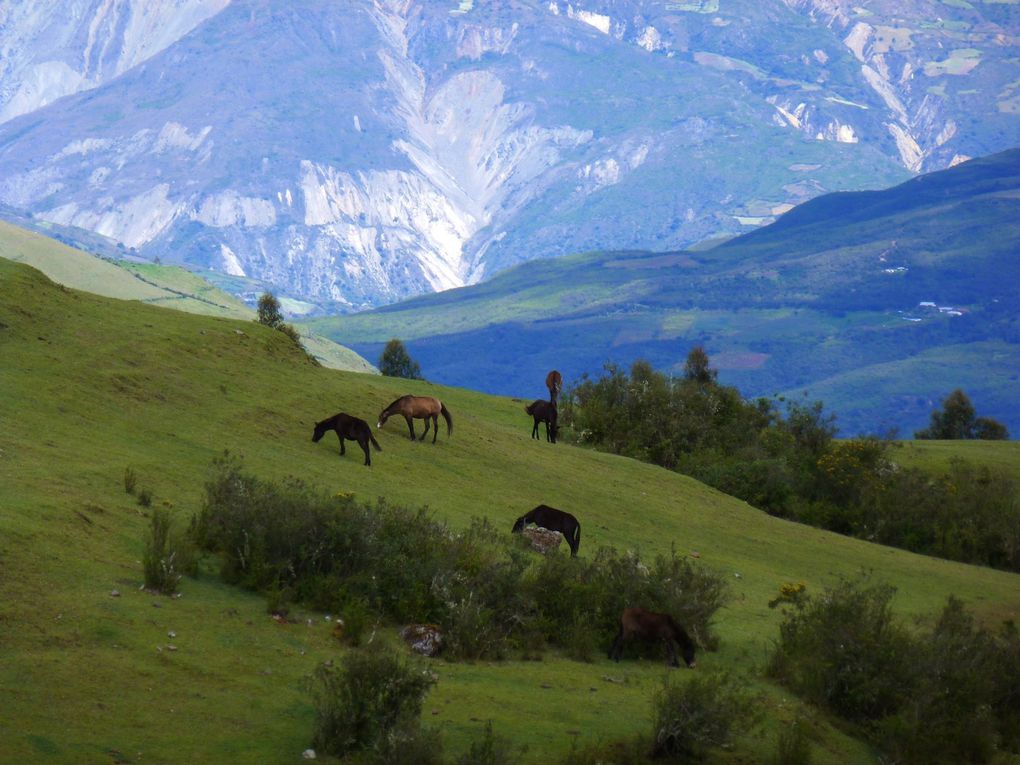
xmin=312 ymin=419 xmax=329 ymax=442
xmin=377 ymin=409 xmax=390 ymax=429
xmin=511 ymin=516 xmax=527 ymax=534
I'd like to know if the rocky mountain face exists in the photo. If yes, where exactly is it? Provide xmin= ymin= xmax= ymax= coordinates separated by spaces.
xmin=0 ymin=0 xmax=1016 ymax=310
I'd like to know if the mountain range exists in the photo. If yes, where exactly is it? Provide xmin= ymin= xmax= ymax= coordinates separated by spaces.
xmin=1 ymin=0 xmax=1019 ymax=309
xmin=307 ymin=146 xmax=1020 ymax=437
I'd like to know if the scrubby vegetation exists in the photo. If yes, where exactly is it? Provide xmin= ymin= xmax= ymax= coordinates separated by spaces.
xmin=310 ymin=647 xmax=443 ymax=764
xmin=562 ymin=353 xmax=1020 ymax=571
xmin=191 ymin=455 xmax=729 ymax=660
xmin=142 ymin=506 xmax=195 ymax=594
xmin=768 ymin=577 xmax=1020 ymax=764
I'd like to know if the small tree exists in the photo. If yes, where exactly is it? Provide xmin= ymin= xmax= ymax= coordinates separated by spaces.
xmin=256 ymin=291 xmax=285 ymax=329
xmin=379 ymin=338 xmax=423 ymax=379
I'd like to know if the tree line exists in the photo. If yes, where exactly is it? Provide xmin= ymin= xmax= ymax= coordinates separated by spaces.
xmin=561 ymin=349 xmax=1017 ymax=571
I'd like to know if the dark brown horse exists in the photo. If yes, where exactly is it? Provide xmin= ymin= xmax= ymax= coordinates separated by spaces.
xmin=377 ymin=395 xmax=453 ymax=443
xmin=525 ymin=399 xmax=557 ymax=443
xmin=545 ymin=370 xmax=563 ymax=404
xmin=609 ymin=607 xmax=696 ymax=668
xmin=312 ymin=412 xmax=381 ymax=466
xmin=511 ymin=504 xmax=580 ymax=556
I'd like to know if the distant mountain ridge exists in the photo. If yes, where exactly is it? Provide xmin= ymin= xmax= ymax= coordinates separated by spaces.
xmin=306 ymin=147 xmax=1020 ymax=436
xmin=0 ymin=0 xmax=1017 ymax=309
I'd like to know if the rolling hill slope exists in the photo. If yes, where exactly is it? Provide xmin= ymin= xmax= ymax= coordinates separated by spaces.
xmin=307 ymin=148 xmax=1020 ymax=436
xmin=1 ymin=257 xmax=1018 ymax=763
xmin=0 ymin=218 xmax=375 ymax=373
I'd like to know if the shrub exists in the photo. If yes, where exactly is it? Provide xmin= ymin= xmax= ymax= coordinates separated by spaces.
xmin=136 ymin=487 xmax=153 ymax=507
xmin=651 ymin=671 xmax=759 ymax=762
xmin=771 ymin=720 xmax=812 ymax=765
xmin=766 ymin=576 xmax=914 ymax=721
xmin=142 ymin=507 xmax=195 ymax=594
xmin=456 ymin=720 xmax=521 ymax=765
xmin=876 ymin=598 xmax=1007 ymax=764
xmin=309 ymin=647 xmax=438 ymax=760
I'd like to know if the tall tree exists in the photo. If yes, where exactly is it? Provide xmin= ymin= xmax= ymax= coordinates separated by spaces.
xmin=683 ymin=346 xmax=717 ymax=385
xmin=378 ymin=339 xmax=423 ymax=380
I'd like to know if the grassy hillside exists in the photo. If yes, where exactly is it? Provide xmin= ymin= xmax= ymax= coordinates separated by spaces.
xmin=306 ymin=148 xmax=1020 ymax=436
xmin=0 ymin=219 xmax=375 ymax=374
xmin=1 ymin=259 xmax=1018 ymax=764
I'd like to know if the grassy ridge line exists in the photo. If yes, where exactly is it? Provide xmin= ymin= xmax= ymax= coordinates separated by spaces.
xmin=0 ymin=219 xmax=250 ymax=319
xmin=0 ymin=219 xmax=376 ymax=374
xmin=1 ymin=258 xmax=1017 ymax=763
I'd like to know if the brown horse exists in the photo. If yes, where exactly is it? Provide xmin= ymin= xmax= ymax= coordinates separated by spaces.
xmin=377 ymin=395 xmax=452 ymax=443
xmin=525 ymin=399 xmax=558 ymax=443
xmin=512 ymin=504 xmax=579 ymax=556
xmin=609 ymin=607 xmax=696 ymax=668
xmin=312 ymin=412 xmax=381 ymax=466
xmin=545 ymin=370 xmax=563 ymax=404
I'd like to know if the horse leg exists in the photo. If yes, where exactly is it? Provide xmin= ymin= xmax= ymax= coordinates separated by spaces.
xmin=664 ymin=638 xmax=679 ymax=668
xmin=431 ymin=414 xmax=438 ymax=443
xmin=609 ymin=627 xmax=625 ymax=661
xmin=420 ymin=416 xmax=430 ymax=441
xmin=359 ymin=436 xmax=371 ymax=466
xmin=405 ymin=416 xmax=416 ymax=440
xmin=531 ymin=418 xmax=539 ymax=439
xmin=337 ymin=434 xmax=346 ymax=456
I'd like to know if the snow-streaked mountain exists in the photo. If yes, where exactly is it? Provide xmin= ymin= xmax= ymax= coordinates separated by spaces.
xmin=0 ymin=0 xmax=230 ymax=123
xmin=0 ymin=0 xmax=1017 ymax=311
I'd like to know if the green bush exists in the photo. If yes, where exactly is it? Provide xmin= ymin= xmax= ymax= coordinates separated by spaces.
xmin=456 ymin=720 xmax=521 ymax=765
xmin=142 ymin=507 xmax=195 ymax=595
xmin=771 ymin=720 xmax=812 ymax=765
xmin=767 ymin=576 xmax=914 ymax=721
xmin=876 ymin=598 xmax=1011 ymax=764
xmin=309 ymin=648 xmax=438 ymax=760
xmin=650 ymin=671 xmax=759 ymax=762
xmin=769 ymin=581 xmax=1020 ymax=763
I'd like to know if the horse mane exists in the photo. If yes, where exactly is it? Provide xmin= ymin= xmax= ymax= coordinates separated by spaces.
xmin=382 ymin=395 xmax=409 ymax=413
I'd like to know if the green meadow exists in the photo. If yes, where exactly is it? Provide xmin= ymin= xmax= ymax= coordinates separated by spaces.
xmin=1 ymin=257 xmax=1018 ymax=763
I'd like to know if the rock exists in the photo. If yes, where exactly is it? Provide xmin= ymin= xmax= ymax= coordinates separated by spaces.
xmin=110 ymin=590 xmax=120 ymax=598
xmin=689 ymin=551 xmax=701 ymax=558
xmin=167 ymin=630 xmax=176 ymax=638
xmin=302 ymin=749 xmax=316 ymax=760
xmin=400 ymin=624 xmax=444 ymax=657
xmin=522 ymin=526 xmax=563 ymax=554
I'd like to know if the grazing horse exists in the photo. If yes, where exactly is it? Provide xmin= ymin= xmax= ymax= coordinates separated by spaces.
xmin=609 ymin=607 xmax=696 ymax=668
xmin=312 ymin=412 xmax=381 ymax=466
xmin=511 ymin=504 xmax=580 ymax=556
xmin=545 ymin=370 xmax=563 ymax=404
xmin=525 ymin=399 xmax=557 ymax=443
xmin=377 ymin=395 xmax=453 ymax=443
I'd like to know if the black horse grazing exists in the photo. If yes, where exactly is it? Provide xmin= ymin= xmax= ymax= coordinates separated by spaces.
xmin=609 ymin=607 xmax=696 ymax=668
xmin=511 ymin=504 xmax=580 ymax=556
xmin=312 ymin=412 xmax=381 ymax=466
xmin=525 ymin=399 xmax=557 ymax=443
xmin=377 ymin=395 xmax=453 ymax=443
xmin=545 ymin=370 xmax=563 ymax=404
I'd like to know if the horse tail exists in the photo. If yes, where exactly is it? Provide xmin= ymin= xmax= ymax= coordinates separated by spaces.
xmin=572 ymin=522 xmax=580 ymax=555
xmin=369 ymin=432 xmax=382 ymax=451
xmin=440 ymin=402 xmax=453 ymax=436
